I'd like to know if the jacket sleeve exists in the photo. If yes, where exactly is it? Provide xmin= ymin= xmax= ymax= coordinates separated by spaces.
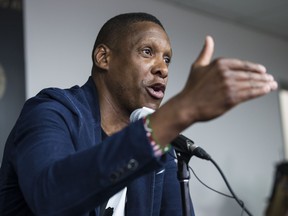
xmin=13 ymin=101 xmax=164 ymax=216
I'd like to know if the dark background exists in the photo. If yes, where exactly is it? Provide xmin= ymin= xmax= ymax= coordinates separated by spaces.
xmin=0 ymin=0 xmax=26 ymax=162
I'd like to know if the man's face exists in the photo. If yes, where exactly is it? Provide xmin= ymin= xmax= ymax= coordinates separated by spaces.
xmin=104 ymin=21 xmax=172 ymax=113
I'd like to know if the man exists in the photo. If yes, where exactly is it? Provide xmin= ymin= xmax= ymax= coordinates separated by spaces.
xmin=0 ymin=12 xmax=277 ymax=215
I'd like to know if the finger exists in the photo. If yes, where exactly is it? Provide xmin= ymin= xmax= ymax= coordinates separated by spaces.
xmin=226 ymin=84 xmax=273 ymax=106
xmin=215 ymin=58 xmax=267 ymax=74
xmin=234 ymin=80 xmax=277 ymax=91
xmin=223 ymin=70 xmax=274 ymax=82
xmin=193 ymin=35 xmax=214 ymax=68
xmin=223 ymin=71 xmax=277 ymax=91
xmin=222 ymin=70 xmax=278 ymax=90
xmin=227 ymin=77 xmax=278 ymax=103
xmin=239 ymin=85 xmax=274 ymax=99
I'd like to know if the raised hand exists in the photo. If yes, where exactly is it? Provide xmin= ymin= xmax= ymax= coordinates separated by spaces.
xmin=151 ymin=36 xmax=278 ymax=146
xmin=180 ymin=36 xmax=278 ymax=123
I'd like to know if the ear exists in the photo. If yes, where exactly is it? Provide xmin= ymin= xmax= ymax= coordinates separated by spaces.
xmin=93 ymin=44 xmax=111 ymax=70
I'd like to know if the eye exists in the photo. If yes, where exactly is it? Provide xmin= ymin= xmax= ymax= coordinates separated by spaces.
xmin=142 ymin=47 xmax=152 ymax=56
xmin=164 ymin=56 xmax=171 ymax=64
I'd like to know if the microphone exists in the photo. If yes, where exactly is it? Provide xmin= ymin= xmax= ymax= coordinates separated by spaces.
xmin=130 ymin=107 xmax=211 ymax=160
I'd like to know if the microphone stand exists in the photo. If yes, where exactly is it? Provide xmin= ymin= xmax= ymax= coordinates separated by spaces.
xmin=176 ymin=150 xmax=192 ymax=216
xmin=172 ymin=135 xmax=255 ymax=216
xmin=172 ymin=135 xmax=195 ymax=216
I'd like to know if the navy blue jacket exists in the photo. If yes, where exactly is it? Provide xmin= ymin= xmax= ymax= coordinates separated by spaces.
xmin=0 ymin=77 xmax=195 ymax=215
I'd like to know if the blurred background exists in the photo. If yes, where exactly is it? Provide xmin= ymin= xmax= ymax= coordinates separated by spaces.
xmin=1 ymin=0 xmax=288 ymax=215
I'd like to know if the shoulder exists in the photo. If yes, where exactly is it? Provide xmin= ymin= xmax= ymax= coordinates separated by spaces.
xmin=23 ymin=85 xmax=85 ymax=116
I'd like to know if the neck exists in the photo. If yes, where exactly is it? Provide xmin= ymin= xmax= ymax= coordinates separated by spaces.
xmin=100 ymin=97 xmax=130 ymax=136
xmin=92 ymin=74 xmax=130 ymax=136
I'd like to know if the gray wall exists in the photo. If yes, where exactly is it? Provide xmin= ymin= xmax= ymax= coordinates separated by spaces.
xmin=22 ymin=0 xmax=288 ymax=215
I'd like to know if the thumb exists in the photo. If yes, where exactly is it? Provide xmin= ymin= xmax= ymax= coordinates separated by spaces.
xmin=193 ymin=35 xmax=214 ymax=68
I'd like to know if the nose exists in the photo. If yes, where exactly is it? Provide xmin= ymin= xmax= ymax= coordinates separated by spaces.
xmin=151 ymin=58 xmax=168 ymax=79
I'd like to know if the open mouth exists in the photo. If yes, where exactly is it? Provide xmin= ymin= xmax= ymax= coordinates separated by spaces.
xmin=146 ymin=83 xmax=166 ymax=99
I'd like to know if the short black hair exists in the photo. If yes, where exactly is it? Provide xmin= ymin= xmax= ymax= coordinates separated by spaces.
xmin=91 ymin=12 xmax=165 ymax=67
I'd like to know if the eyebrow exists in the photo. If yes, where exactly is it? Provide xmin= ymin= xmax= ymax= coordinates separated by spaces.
xmin=139 ymin=39 xmax=172 ymax=56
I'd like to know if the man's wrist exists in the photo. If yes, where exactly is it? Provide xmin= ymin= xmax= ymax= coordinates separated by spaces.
xmin=143 ymin=115 xmax=171 ymax=157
